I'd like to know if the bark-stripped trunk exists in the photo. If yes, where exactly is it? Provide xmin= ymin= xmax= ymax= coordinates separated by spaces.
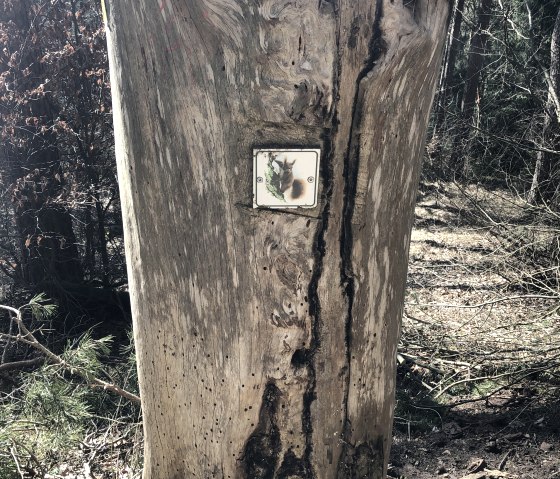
xmin=529 ymin=7 xmax=560 ymax=205
xmin=105 ymin=0 xmax=449 ymax=477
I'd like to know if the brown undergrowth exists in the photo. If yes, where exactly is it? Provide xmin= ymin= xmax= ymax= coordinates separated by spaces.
xmin=390 ymin=182 xmax=560 ymax=479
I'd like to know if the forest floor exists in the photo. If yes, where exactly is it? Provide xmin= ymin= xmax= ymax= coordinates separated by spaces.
xmin=8 ymin=183 xmax=558 ymax=479
xmin=389 ymin=183 xmax=560 ymax=479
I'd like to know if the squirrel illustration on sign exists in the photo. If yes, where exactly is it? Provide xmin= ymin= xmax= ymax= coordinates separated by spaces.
xmin=274 ymin=158 xmax=306 ymax=201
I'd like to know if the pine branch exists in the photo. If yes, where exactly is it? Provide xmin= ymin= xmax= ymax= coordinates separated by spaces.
xmin=0 ymin=357 xmax=44 ymax=373
xmin=0 ymin=304 xmax=141 ymax=405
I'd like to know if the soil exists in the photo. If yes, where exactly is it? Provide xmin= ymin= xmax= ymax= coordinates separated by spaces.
xmin=389 ymin=183 xmax=560 ymax=479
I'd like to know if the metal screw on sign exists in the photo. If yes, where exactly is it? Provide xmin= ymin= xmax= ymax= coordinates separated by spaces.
xmin=257 ymin=177 xmax=264 ymax=183
xmin=307 ymin=176 xmax=314 ymax=183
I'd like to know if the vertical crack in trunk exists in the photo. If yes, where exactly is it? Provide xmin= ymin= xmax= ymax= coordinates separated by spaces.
xmin=337 ymin=0 xmax=387 ymax=475
xmin=281 ymin=6 xmax=345 ymax=476
xmin=295 ymin=122 xmax=338 ymax=479
xmin=286 ymin=91 xmax=340 ymax=479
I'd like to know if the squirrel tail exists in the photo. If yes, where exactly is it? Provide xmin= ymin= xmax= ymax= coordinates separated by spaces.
xmin=290 ymin=179 xmax=306 ymax=200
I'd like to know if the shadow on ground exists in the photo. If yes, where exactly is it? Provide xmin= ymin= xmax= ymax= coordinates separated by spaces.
xmin=391 ymin=182 xmax=560 ymax=479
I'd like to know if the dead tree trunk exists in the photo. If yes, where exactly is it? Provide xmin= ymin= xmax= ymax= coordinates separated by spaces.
xmin=105 ymin=0 xmax=449 ymax=477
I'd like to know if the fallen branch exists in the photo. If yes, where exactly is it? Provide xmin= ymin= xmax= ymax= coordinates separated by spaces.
xmin=406 ymin=294 xmax=559 ymax=309
xmin=460 ymin=470 xmax=509 ymax=479
xmin=0 ymin=304 xmax=141 ymax=405
xmin=0 ymin=357 xmax=44 ymax=373
xmin=434 ymin=371 xmax=519 ymax=399
xmin=397 ymin=352 xmax=446 ymax=375
xmin=403 ymin=311 xmax=434 ymax=325
xmin=498 ymin=449 xmax=515 ymax=471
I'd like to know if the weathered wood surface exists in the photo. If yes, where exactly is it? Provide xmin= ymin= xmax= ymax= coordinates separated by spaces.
xmin=105 ymin=0 xmax=449 ymax=477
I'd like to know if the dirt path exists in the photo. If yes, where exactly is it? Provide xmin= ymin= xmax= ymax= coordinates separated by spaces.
xmin=389 ymin=184 xmax=560 ymax=479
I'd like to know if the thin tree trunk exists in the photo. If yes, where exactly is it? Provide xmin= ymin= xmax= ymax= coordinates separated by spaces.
xmin=451 ymin=0 xmax=493 ymax=179
xmin=84 ymin=205 xmax=95 ymax=281
xmin=105 ymin=0 xmax=449 ymax=477
xmin=433 ymin=0 xmax=466 ymax=137
xmin=95 ymin=195 xmax=110 ymax=286
xmin=529 ymin=7 xmax=560 ymax=205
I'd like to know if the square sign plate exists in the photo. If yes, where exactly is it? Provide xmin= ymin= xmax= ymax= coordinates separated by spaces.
xmin=253 ymin=148 xmax=320 ymax=209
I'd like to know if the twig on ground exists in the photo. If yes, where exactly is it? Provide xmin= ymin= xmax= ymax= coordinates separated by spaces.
xmin=9 ymin=445 xmax=24 ymax=479
xmin=403 ymin=311 xmax=434 ymax=325
xmin=407 ymin=294 xmax=559 ymax=309
xmin=498 ymin=449 xmax=515 ymax=471
xmin=398 ymin=352 xmax=446 ymax=375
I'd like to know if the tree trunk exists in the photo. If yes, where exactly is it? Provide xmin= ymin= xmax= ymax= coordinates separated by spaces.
xmin=84 ymin=205 xmax=96 ymax=281
xmin=433 ymin=0 xmax=465 ymax=137
xmin=528 ymin=6 xmax=560 ymax=205
xmin=105 ymin=0 xmax=449 ymax=477
xmin=430 ymin=0 xmax=465 ymax=178
xmin=95 ymin=195 xmax=111 ymax=286
xmin=451 ymin=0 xmax=492 ymax=179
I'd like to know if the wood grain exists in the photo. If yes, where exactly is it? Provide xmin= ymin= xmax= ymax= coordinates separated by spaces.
xmin=105 ymin=0 xmax=449 ymax=477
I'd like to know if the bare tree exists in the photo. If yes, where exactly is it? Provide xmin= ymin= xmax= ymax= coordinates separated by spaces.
xmin=529 ymin=6 xmax=560 ymax=205
xmin=433 ymin=0 xmax=466 ymax=139
xmin=451 ymin=0 xmax=493 ymax=178
xmin=0 ymin=0 xmax=120 ymax=288
xmin=1 ymin=0 xmax=83 ymax=285
xmin=105 ymin=0 xmax=449 ymax=477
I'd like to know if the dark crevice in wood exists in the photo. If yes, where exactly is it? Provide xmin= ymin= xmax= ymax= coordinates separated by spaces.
xmin=277 ymin=448 xmax=306 ymax=477
xmin=240 ymin=381 xmax=282 ymax=479
xmin=301 ymin=384 xmax=318 ymax=477
xmin=289 ymin=4 xmax=346 ymax=475
xmin=318 ymin=0 xmax=337 ymax=13
xmin=337 ymin=0 xmax=386 ymax=473
xmin=297 ymin=123 xmax=337 ymax=479
xmin=347 ymin=17 xmax=361 ymax=49
xmin=290 ymin=348 xmax=311 ymax=369
xmin=234 ymin=202 xmax=321 ymax=220
xmin=286 ymin=5 xmax=346 ymax=471
xmin=296 ymin=55 xmax=343 ymax=478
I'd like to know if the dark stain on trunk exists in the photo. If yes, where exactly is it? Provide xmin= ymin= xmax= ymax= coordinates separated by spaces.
xmin=337 ymin=438 xmax=385 ymax=479
xmin=347 ymin=17 xmax=361 ymax=49
xmin=241 ymin=381 xmax=282 ymax=479
xmin=277 ymin=448 xmax=306 ymax=477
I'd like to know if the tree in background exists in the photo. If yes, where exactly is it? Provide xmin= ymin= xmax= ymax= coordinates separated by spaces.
xmin=432 ymin=0 xmax=465 ymax=142
xmin=0 ymin=0 xmax=124 ymax=291
xmin=529 ymin=6 xmax=560 ymax=204
xmin=428 ymin=0 xmax=560 ymax=198
xmin=450 ymin=0 xmax=492 ymax=178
